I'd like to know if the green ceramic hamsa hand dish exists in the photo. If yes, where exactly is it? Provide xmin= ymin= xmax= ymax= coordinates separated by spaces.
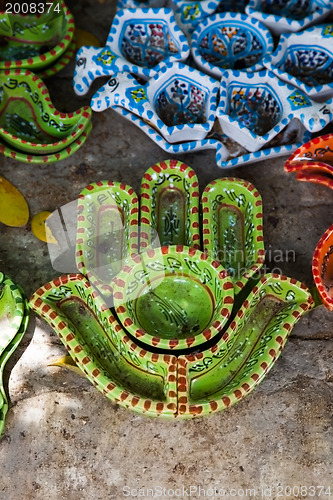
xmin=29 ymin=160 xmax=317 ymax=418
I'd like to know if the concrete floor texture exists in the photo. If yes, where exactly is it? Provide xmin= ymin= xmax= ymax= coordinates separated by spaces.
xmin=0 ymin=1 xmax=333 ymax=499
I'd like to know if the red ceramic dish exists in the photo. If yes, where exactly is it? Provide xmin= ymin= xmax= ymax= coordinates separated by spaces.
xmin=312 ymin=224 xmax=333 ymax=311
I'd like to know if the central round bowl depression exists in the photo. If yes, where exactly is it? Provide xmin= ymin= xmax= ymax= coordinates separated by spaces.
xmin=112 ymin=245 xmax=234 ymax=351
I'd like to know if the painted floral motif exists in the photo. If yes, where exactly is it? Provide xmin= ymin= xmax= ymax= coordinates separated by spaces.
xmin=260 ymin=0 xmax=312 ymax=19
xmin=97 ymin=49 xmax=117 ymax=66
xmin=199 ymin=27 xmax=264 ymax=69
xmin=229 ymin=85 xmax=281 ymax=136
xmin=121 ymin=21 xmax=179 ymax=68
xmin=156 ymin=79 xmax=206 ymax=127
xmin=283 ymin=49 xmax=333 ymax=87
xmin=183 ymin=4 xmax=201 ymax=21
xmin=287 ymin=89 xmax=312 ymax=110
xmin=130 ymin=87 xmax=147 ymax=103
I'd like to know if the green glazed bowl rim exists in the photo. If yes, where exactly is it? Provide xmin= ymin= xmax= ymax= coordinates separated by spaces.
xmin=0 ymin=68 xmax=92 ymax=153
xmin=113 ymin=244 xmax=235 ymax=351
xmin=140 ymin=159 xmax=201 ymax=250
xmin=37 ymin=38 xmax=76 ymax=79
xmin=29 ymin=273 xmax=178 ymax=417
xmin=28 ymin=272 xmax=314 ymax=418
xmin=0 ymin=120 xmax=92 ymax=163
xmin=0 ymin=1 xmax=75 ymax=70
xmin=0 ymin=272 xmax=25 ymax=356
xmin=0 ymin=285 xmax=29 ymax=436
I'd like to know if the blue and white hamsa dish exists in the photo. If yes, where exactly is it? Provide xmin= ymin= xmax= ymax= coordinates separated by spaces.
xmin=190 ymin=12 xmax=273 ymax=79
xmin=111 ymin=103 xmax=311 ymax=169
xmin=217 ymin=69 xmax=333 ymax=152
xmin=116 ymin=0 xmax=167 ymax=8
xmin=245 ymin=0 xmax=333 ymax=36
xmin=73 ymin=8 xmax=189 ymax=96
xmin=264 ymin=24 xmax=333 ymax=103
xmin=91 ymin=61 xmax=220 ymax=144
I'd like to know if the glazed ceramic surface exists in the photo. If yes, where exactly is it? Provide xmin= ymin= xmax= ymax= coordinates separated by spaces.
xmin=113 ymin=245 xmax=234 ymax=351
xmin=37 ymin=39 xmax=76 ymax=79
xmin=73 ymin=8 xmax=189 ymax=96
xmin=190 ymin=12 xmax=273 ymax=79
xmin=111 ymin=104 xmax=311 ymax=168
xmin=29 ymin=274 xmax=178 ymax=417
xmin=264 ymin=25 xmax=333 ymax=102
xmin=91 ymin=61 xmax=219 ymax=144
xmin=245 ymin=0 xmax=333 ymax=36
xmin=117 ymin=0 xmax=167 ymax=8
xmin=0 ymin=121 xmax=92 ymax=164
xmin=177 ymin=273 xmax=313 ymax=416
xmin=313 ymin=224 xmax=333 ymax=311
xmin=0 ymin=1 xmax=75 ymax=70
xmin=217 ymin=69 xmax=333 ymax=152
xmin=140 ymin=159 xmax=200 ymax=249
xmin=76 ymin=181 xmax=139 ymax=297
xmin=202 ymin=177 xmax=265 ymax=293
xmin=0 ymin=69 xmax=92 ymax=153
xmin=284 ymin=133 xmax=333 ymax=311
xmin=30 ymin=163 xmax=317 ymax=417
xmin=0 ymin=274 xmax=29 ymax=436
xmin=284 ymin=132 xmax=333 ymax=184
xmin=171 ymin=0 xmax=249 ymax=37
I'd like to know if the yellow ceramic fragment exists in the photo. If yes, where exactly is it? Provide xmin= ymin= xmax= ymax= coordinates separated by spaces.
xmin=0 ymin=176 xmax=29 ymax=227
xmin=48 ymin=355 xmax=84 ymax=377
xmin=74 ymin=28 xmax=101 ymax=49
xmin=31 ymin=211 xmax=58 ymax=245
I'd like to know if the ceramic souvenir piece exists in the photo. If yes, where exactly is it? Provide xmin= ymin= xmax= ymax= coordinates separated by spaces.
xmin=111 ymin=104 xmax=311 ymax=168
xmin=75 ymin=181 xmax=139 ymax=297
xmin=0 ymin=121 xmax=92 ymax=164
xmin=245 ymin=0 xmax=333 ymax=36
xmin=312 ymin=224 xmax=333 ymax=311
xmin=0 ymin=1 xmax=75 ymax=70
xmin=112 ymin=245 xmax=234 ymax=351
xmin=140 ymin=159 xmax=200 ymax=250
xmin=73 ymin=8 xmax=189 ymax=96
xmin=190 ymin=12 xmax=273 ymax=79
xmin=284 ymin=132 xmax=333 ymax=189
xmin=116 ymin=0 xmax=167 ymax=8
xmin=264 ymin=25 xmax=333 ymax=103
xmin=30 ymin=164 xmax=320 ymax=417
xmin=201 ymin=177 xmax=265 ymax=293
xmin=0 ymin=274 xmax=29 ymax=436
xmin=37 ymin=39 xmax=76 ymax=79
xmin=217 ymin=69 xmax=333 ymax=153
xmin=171 ymin=0 xmax=219 ymax=36
xmin=177 ymin=273 xmax=314 ymax=417
xmin=29 ymin=274 xmax=178 ymax=417
xmin=284 ymin=133 xmax=333 ymax=311
xmin=0 ymin=69 xmax=92 ymax=154
xmin=91 ymin=61 xmax=219 ymax=144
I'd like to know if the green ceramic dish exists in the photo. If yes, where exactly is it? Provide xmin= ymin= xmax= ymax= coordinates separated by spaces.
xmin=0 ymin=69 xmax=91 ymax=153
xmin=76 ymin=181 xmax=140 ymax=297
xmin=0 ymin=1 xmax=75 ymax=71
xmin=0 ymin=121 xmax=92 ymax=164
xmin=140 ymin=159 xmax=200 ymax=251
xmin=0 ymin=276 xmax=29 ymax=436
xmin=37 ymin=39 xmax=76 ymax=79
xmin=177 ymin=273 xmax=314 ymax=417
xmin=0 ymin=272 xmax=25 ymax=355
xmin=29 ymin=274 xmax=178 ymax=417
xmin=28 ymin=163 xmax=318 ymax=417
xmin=113 ymin=245 xmax=234 ymax=351
xmin=202 ymin=177 xmax=265 ymax=294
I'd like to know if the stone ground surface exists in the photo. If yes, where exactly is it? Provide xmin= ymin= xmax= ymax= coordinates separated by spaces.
xmin=0 ymin=1 xmax=333 ymax=498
